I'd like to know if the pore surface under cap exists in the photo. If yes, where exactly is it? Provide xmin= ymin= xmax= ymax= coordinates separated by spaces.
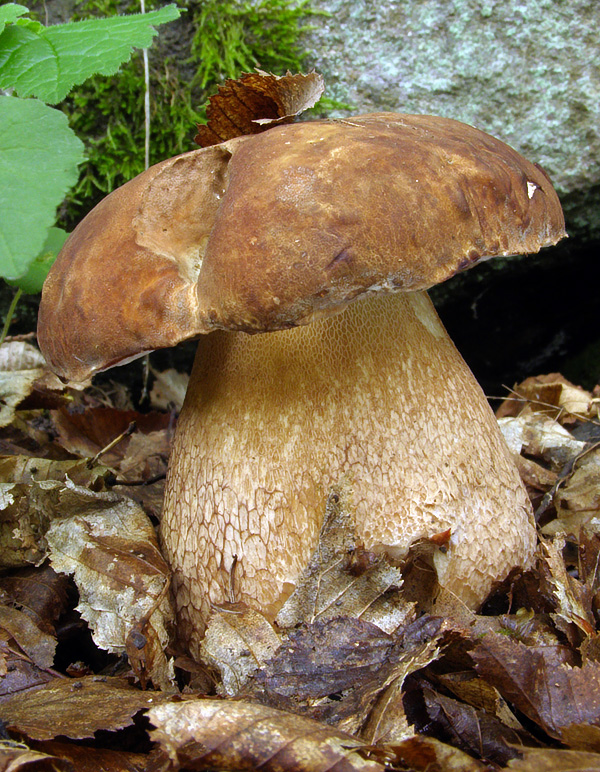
xmin=38 ymin=113 xmax=565 ymax=383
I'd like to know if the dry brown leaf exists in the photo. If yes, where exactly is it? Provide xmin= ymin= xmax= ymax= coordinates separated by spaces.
xmin=0 ymin=341 xmax=68 ymax=430
xmin=201 ymin=605 xmax=281 ymax=696
xmin=497 ymin=374 xmax=596 ymax=423
xmin=436 ymin=672 xmax=526 ymax=732
xmin=550 ymin=446 xmax=600 ymax=534
xmin=538 ymin=536 xmax=596 ymax=637
xmin=472 ymin=631 xmax=600 ymax=740
xmin=45 ymin=482 xmax=175 ymax=689
xmin=276 ymin=487 xmax=412 ymax=633
xmin=361 ymin=627 xmax=443 ymax=745
xmin=420 ymin=686 xmax=527 ymax=766
xmin=384 ymin=735 xmax=491 ymax=771
xmin=0 ymin=564 xmax=70 ymax=637
xmin=0 ymin=605 xmax=56 ymax=669
xmin=498 ymin=413 xmax=586 ymax=471
xmin=242 ymin=615 xmax=446 ymax=736
xmin=507 ymin=746 xmax=600 ymax=770
xmin=0 ymin=455 xmax=111 ymax=488
xmin=50 ymin=407 xmax=171 ymax=473
xmin=149 ymin=368 xmax=189 ymax=412
xmin=32 ymin=741 xmax=150 ymax=771
xmin=148 ymin=698 xmax=384 ymax=771
xmin=0 ymin=741 xmax=71 ymax=771
xmin=195 ymin=70 xmax=325 ymax=147
xmin=0 ymin=676 xmax=169 ymax=740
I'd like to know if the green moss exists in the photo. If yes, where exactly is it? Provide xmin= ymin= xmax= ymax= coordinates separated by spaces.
xmin=60 ymin=0 xmax=324 ymax=226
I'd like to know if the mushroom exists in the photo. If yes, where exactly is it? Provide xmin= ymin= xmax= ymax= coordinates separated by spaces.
xmin=38 ymin=113 xmax=565 ymax=660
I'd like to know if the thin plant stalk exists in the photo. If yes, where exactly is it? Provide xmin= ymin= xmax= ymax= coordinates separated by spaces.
xmin=0 ymin=287 xmax=23 ymax=346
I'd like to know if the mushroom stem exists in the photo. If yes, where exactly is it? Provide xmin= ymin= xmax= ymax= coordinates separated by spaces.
xmin=161 ymin=290 xmax=535 ymax=658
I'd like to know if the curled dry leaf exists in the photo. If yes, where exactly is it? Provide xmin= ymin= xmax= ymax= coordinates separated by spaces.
xmin=30 ymin=741 xmax=151 ymax=771
xmin=472 ymin=631 xmax=600 ymax=741
xmin=148 ymin=698 xmax=384 ymax=772
xmin=0 ymin=605 xmax=56 ymax=669
xmin=44 ymin=481 xmax=174 ymax=689
xmin=549 ymin=445 xmax=600 ymax=535
xmin=195 ymin=70 xmax=325 ymax=147
xmin=497 ymin=374 xmax=596 ymax=424
xmin=385 ymin=735 xmax=491 ymax=771
xmin=507 ymin=746 xmax=600 ymax=771
xmin=200 ymin=605 xmax=281 ymax=697
xmin=0 ymin=341 xmax=65 ymax=429
xmin=498 ymin=413 xmax=586 ymax=471
xmin=538 ymin=536 xmax=595 ymax=637
xmin=0 ymin=676 xmax=169 ymax=741
xmin=0 ymin=741 xmax=71 ymax=771
xmin=149 ymin=367 xmax=189 ymax=412
xmin=420 ymin=686 xmax=527 ymax=766
xmin=276 ymin=487 xmax=412 ymax=634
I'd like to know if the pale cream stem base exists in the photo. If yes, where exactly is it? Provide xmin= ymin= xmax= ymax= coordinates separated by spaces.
xmin=161 ymin=291 xmax=535 ymax=659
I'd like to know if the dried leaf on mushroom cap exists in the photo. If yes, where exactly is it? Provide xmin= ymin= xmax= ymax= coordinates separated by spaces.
xmin=194 ymin=70 xmax=325 ymax=147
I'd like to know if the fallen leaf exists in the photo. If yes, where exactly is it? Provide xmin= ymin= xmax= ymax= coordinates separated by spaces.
xmin=384 ymin=734 xmax=491 ymax=771
xmin=472 ymin=631 xmax=600 ymax=740
xmin=507 ymin=746 xmax=600 ymax=770
xmin=148 ymin=698 xmax=384 ymax=771
xmin=195 ymin=70 xmax=325 ymax=147
xmin=201 ymin=605 xmax=281 ymax=697
xmin=420 ymin=686 xmax=527 ymax=766
xmin=32 ymin=741 xmax=150 ymax=771
xmin=276 ymin=486 xmax=412 ymax=634
xmin=0 ymin=741 xmax=71 ymax=771
xmin=0 ymin=605 xmax=56 ymax=669
xmin=497 ymin=374 xmax=596 ymax=424
xmin=550 ymin=445 xmax=600 ymax=534
xmin=0 ymin=342 xmax=64 ymax=429
xmin=0 ymin=676 xmax=169 ymax=740
xmin=149 ymin=368 xmax=189 ymax=412
xmin=45 ymin=482 xmax=175 ymax=690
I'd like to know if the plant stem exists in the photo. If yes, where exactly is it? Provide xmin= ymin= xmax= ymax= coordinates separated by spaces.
xmin=0 ymin=287 xmax=23 ymax=347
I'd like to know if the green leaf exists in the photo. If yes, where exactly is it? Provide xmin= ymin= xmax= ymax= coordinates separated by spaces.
xmin=0 ymin=5 xmax=181 ymax=104
xmin=7 ymin=227 xmax=69 ymax=294
xmin=0 ymin=97 xmax=84 ymax=281
xmin=0 ymin=4 xmax=28 ymax=36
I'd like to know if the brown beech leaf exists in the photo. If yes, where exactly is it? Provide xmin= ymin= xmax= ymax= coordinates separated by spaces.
xmin=472 ymin=631 xmax=600 ymax=740
xmin=149 ymin=367 xmax=189 ymax=412
xmin=148 ymin=699 xmax=384 ymax=771
xmin=0 ymin=742 xmax=71 ymax=771
xmin=0 ymin=676 xmax=169 ymax=740
xmin=50 ymin=406 xmax=171 ymax=473
xmin=497 ymin=373 xmax=596 ymax=423
xmin=243 ymin=615 xmax=446 ymax=735
xmin=32 ymin=741 xmax=150 ymax=771
xmin=201 ymin=605 xmax=281 ymax=696
xmin=44 ymin=482 xmax=175 ymax=689
xmin=0 ymin=564 xmax=71 ymax=638
xmin=276 ymin=487 xmax=412 ymax=634
xmin=538 ymin=536 xmax=596 ymax=637
xmin=0 ymin=455 xmax=112 ymax=488
xmin=507 ymin=746 xmax=600 ymax=770
xmin=384 ymin=735 xmax=491 ymax=771
xmin=360 ymin=621 xmax=444 ymax=744
xmin=0 ymin=341 xmax=65 ymax=429
xmin=551 ymin=446 xmax=600 ymax=534
xmin=420 ymin=686 xmax=527 ymax=766
xmin=0 ymin=605 xmax=56 ymax=669
xmin=195 ymin=70 xmax=325 ymax=147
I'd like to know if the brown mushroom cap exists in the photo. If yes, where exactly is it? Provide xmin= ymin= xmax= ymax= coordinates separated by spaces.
xmin=38 ymin=113 xmax=565 ymax=383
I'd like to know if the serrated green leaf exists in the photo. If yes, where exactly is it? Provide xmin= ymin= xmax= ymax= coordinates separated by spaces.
xmin=0 ymin=4 xmax=181 ymax=104
xmin=0 ymin=97 xmax=84 ymax=281
xmin=0 ymin=4 xmax=28 ymax=36
xmin=7 ymin=227 xmax=68 ymax=294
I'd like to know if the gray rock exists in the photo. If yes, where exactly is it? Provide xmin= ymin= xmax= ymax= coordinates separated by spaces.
xmin=305 ymin=0 xmax=600 ymax=238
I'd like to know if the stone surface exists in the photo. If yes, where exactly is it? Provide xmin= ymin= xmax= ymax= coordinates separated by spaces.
xmin=306 ymin=0 xmax=600 ymax=238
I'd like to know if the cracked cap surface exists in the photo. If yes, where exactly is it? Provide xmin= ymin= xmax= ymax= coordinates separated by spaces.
xmin=37 ymin=113 xmax=565 ymax=382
